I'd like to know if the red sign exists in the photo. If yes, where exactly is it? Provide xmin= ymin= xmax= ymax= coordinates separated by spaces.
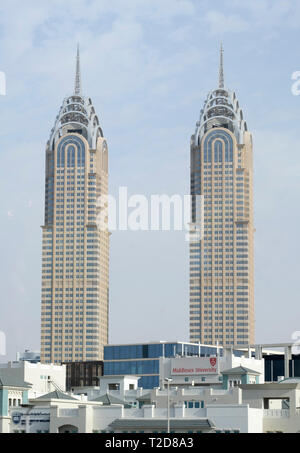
xmin=210 ymin=358 xmax=217 ymax=367
xmin=170 ymin=357 xmax=218 ymax=375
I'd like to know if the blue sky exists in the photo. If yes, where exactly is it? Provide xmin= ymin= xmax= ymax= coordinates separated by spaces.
xmin=1 ymin=0 xmax=300 ymax=361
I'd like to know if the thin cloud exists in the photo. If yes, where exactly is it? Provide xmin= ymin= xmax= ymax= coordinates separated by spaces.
xmin=203 ymin=10 xmax=249 ymax=36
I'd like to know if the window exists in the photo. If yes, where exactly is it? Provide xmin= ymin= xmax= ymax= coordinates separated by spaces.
xmin=108 ymin=383 xmax=120 ymax=391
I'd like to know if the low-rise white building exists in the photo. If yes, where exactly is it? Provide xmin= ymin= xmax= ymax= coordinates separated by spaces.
xmin=0 ymin=372 xmax=31 ymax=434
xmin=6 ymin=376 xmax=300 ymax=433
xmin=0 ymin=361 xmax=66 ymax=399
xmin=8 ymin=391 xmax=264 ymax=434
xmin=71 ymin=376 xmax=148 ymax=408
xmin=9 ymin=395 xmax=217 ymax=434
xmin=3 ymin=349 xmax=300 ymax=433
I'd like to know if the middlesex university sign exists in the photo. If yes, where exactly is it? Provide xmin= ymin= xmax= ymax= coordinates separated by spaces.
xmin=171 ymin=357 xmax=218 ymax=376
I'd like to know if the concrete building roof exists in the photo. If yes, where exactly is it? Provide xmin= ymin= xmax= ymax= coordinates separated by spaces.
xmin=0 ymin=371 xmax=31 ymax=389
xmin=221 ymin=366 xmax=261 ymax=376
xmin=108 ymin=418 xmax=215 ymax=431
xmin=92 ymin=393 xmax=132 ymax=408
xmin=33 ymin=390 xmax=77 ymax=401
xmin=278 ymin=378 xmax=300 ymax=384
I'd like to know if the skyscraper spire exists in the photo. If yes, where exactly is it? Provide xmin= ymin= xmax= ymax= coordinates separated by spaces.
xmin=74 ymin=44 xmax=82 ymax=96
xmin=219 ymin=43 xmax=224 ymax=89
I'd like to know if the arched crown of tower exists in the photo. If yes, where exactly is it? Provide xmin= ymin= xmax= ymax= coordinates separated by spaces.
xmin=193 ymin=44 xmax=248 ymax=146
xmin=48 ymin=45 xmax=103 ymax=150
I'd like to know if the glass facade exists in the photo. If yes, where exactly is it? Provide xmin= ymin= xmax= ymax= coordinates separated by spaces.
xmin=264 ymin=355 xmax=300 ymax=382
xmin=64 ymin=361 xmax=103 ymax=390
xmin=103 ymin=343 xmax=214 ymax=360
xmin=103 ymin=342 xmax=221 ymax=389
xmin=104 ymin=360 xmax=159 ymax=376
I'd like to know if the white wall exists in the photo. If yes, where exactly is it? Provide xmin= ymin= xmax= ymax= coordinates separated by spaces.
xmin=99 ymin=376 xmax=139 ymax=396
xmin=206 ymin=404 xmax=263 ymax=433
xmin=0 ymin=361 xmax=66 ymax=397
xmin=159 ymin=353 xmax=265 ymax=386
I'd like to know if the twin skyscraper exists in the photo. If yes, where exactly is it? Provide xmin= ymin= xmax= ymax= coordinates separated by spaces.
xmin=41 ymin=45 xmax=254 ymax=364
xmin=189 ymin=46 xmax=254 ymax=347
xmin=41 ymin=47 xmax=109 ymax=364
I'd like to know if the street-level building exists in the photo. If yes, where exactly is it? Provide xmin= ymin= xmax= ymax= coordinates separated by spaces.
xmin=7 ymin=394 xmax=219 ymax=434
xmin=0 ymin=370 xmax=31 ymax=434
xmin=5 ymin=365 xmax=300 ymax=433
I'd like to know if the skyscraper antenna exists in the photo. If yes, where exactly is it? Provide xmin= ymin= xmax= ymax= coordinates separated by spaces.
xmin=219 ymin=43 xmax=224 ymax=89
xmin=74 ymin=44 xmax=82 ymax=96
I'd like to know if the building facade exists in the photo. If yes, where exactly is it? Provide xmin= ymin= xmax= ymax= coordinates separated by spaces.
xmin=189 ymin=46 xmax=254 ymax=347
xmin=3 ymin=348 xmax=300 ymax=433
xmin=264 ymin=354 xmax=300 ymax=382
xmin=0 ymin=360 xmax=66 ymax=399
xmin=159 ymin=349 xmax=264 ymax=388
xmin=8 ymin=376 xmax=300 ymax=433
xmin=102 ymin=341 xmax=243 ymax=389
xmin=40 ymin=48 xmax=109 ymax=364
xmin=64 ymin=361 xmax=103 ymax=390
xmin=0 ymin=372 xmax=30 ymax=434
